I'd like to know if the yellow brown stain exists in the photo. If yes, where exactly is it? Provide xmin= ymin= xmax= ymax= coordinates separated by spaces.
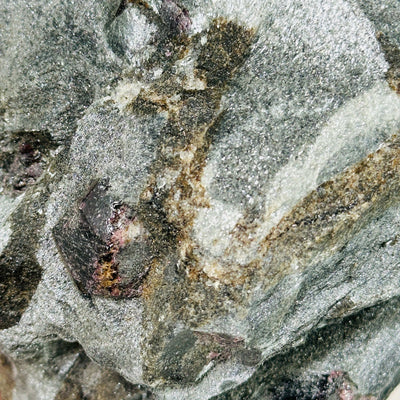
xmin=248 ymin=134 xmax=400 ymax=291
xmin=120 ymin=9 xmax=400 ymax=385
xmin=95 ymin=261 xmax=120 ymax=290
xmin=0 ymin=353 xmax=14 ymax=400
xmin=107 ymin=5 xmax=400 ymax=385
xmin=126 ymin=17 xmax=255 ymax=384
xmin=203 ymin=134 xmax=400 ymax=288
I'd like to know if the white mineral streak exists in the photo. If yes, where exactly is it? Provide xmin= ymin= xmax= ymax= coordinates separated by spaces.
xmin=193 ymin=0 xmax=396 ymax=269
xmin=0 ymin=219 xmax=12 ymax=254
xmin=195 ymin=83 xmax=400 ymax=272
xmin=111 ymin=79 xmax=144 ymax=111
xmin=122 ymin=8 xmax=157 ymax=61
xmin=194 ymin=200 xmax=243 ymax=259
xmin=257 ymin=82 xmax=400 ymax=242
xmin=11 ymin=353 xmax=80 ymax=400
xmin=175 ymin=50 xmax=207 ymax=91
xmin=388 ymin=383 xmax=400 ymax=400
xmin=190 ymin=0 xmax=264 ymax=33
xmin=108 ymin=6 xmax=157 ymax=66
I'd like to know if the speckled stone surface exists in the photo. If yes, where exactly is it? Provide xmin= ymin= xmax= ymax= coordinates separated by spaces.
xmin=1 ymin=0 xmax=400 ymax=399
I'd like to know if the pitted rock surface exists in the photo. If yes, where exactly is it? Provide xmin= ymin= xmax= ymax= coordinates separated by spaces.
xmin=1 ymin=0 xmax=400 ymax=399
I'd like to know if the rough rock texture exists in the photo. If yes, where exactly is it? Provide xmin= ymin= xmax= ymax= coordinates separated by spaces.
xmin=1 ymin=0 xmax=400 ymax=399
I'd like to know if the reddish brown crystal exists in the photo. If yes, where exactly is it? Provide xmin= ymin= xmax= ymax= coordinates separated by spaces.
xmin=53 ymin=180 xmax=152 ymax=298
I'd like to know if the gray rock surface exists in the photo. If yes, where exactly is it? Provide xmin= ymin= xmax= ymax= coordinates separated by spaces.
xmin=1 ymin=0 xmax=400 ymax=399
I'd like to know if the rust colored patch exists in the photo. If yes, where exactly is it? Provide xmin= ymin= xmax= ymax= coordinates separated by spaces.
xmin=0 ymin=353 xmax=14 ymax=400
xmin=115 ymin=0 xmax=151 ymax=19
xmin=126 ymin=17 xmax=256 ymax=384
xmin=201 ymin=134 xmax=400 ymax=288
xmin=133 ymin=18 xmax=256 ymax=298
xmin=127 ymin=0 xmax=150 ymax=8
xmin=199 ymin=134 xmax=400 ymax=289
xmin=196 ymin=18 xmax=254 ymax=88
xmin=247 ymin=134 xmax=400 ymax=290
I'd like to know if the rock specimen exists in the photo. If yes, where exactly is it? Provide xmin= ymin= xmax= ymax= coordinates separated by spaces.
xmin=1 ymin=0 xmax=400 ymax=399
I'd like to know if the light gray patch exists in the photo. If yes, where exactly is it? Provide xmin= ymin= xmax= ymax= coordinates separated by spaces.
xmin=205 ymin=0 xmax=387 ymax=213
xmin=107 ymin=5 xmax=158 ymax=65
xmin=0 ymin=195 xmax=21 ymax=253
